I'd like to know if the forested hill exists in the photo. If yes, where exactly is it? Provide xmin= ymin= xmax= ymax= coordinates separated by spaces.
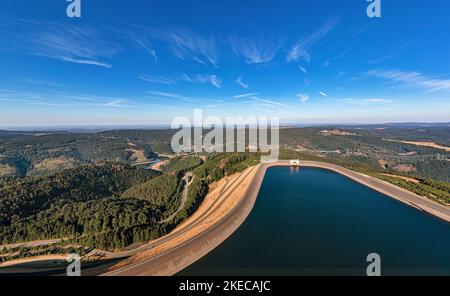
xmin=0 ymin=129 xmax=175 ymax=178
xmin=0 ymin=153 xmax=259 ymax=251
xmin=1 ymin=126 xmax=449 ymax=182
xmin=0 ymin=163 xmax=159 ymax=225
xmin=0 ymin=163 xmax=161 ymax=247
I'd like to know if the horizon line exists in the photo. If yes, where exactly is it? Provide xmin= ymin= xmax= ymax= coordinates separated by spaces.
xmin=1 ymin=121 xmax=449 ymax=131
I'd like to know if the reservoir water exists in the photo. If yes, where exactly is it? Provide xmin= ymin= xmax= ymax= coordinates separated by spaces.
xmin=181 ymin=167 xmax=450 ymax=275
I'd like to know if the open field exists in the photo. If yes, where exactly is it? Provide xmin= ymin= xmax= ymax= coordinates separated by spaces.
xmin=385 ymin=139 xmax=450 ymax=152
xmin=0 ymin=164 xmax=15 ymax=177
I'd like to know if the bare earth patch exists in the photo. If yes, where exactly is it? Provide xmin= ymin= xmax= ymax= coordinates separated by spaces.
xmin=378 ymin=159 xmax=388 ymax=170
xmin=0 ymin=164 xmax=16 ymax=177
xmin=125 ymin=148 xmax=147 ymax=163
xmin=380 ymin=173 xmax=420 ymax=184
xmin=385 ymin=139 xmax=450 ymax=152
xmin=151 ymin=160 xmax=169 ymax=171
xmin=392 ymin=164 xmax=415 ymax=173
xmin=32 ymin=157 xmax=76 ymax=173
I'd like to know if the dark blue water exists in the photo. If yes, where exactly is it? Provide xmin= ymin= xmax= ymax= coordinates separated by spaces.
xmin=181 ymin=167 xmax=450 ymax=275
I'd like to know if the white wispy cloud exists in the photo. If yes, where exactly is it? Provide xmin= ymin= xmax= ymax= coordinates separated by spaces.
xmin=230 ymin=35 xmax=284 ymax=64
xmin=323 ymin=51 xmax=347 ymax=67
xmin=147 ymin=91 xmax=199 ymax=103
xmin=24 ymin=78 xmax=69 ymax=88
xmin=319 ymin=91 xmax=328 ymax=97
xmin=137 ymin=38 xmax=158 ymax=62
xmin=169 ymin=30 xmax=218 ymax=66
xmin=232 ymin=92 xmax=259 ymax=99
xmin=118 ymin=29 xmax=159 ymax=62
xmin=181 ymin=73 xmax=222 ymax=88
xmin=140 ymin=73 xmax=221 ymax=88
xmin=287 ymin=17 xmax=339 ymax=63
xmin=0 ymin=94 xmax=71 ymax=108
xmin=148 ymin=91 xmax=186 ymax=99
xmin=235 ymin=76 xmax=249 ymax=89
xmin=0 ymin=89 xmax=135 ymax=108
xmin=251 ymin=96 xmax=286 ymax=107
xmin=181 ymin=73 xmax=193 ymax=82
xmin=209 ymin=76 xmax=222 ymax=88
xmin=297 ymin=94 xmax=310 ymax=103
xmin=66 ymin=94 xmax=136 ymax=108
xmin=104 ymin=99 xmax=131 ymax=108
xmin=139 ymin=74 xmax=176 ymax=85
xmin=366 ymin=54 xmax=396 ymax=65
xmin=362 ymin=69 xmax=450 ymax=92
xmin=299 ymin=66 xmax=308 ymax=74
xmin=150 ymin=51 xmax=158 ymax=62
xmin=129 ymin=26 xmax=218 ymax=67
xmin=60 ymin=57 xmax=112 ymax=68
xmin=0 ymin=19 xmax=120 ymax=68
xmin=338 ymin=98 xmax=395 ymax=105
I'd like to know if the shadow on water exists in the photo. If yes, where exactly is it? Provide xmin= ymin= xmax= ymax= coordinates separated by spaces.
xmin=0 ymin=257 xmax=125 ymax=276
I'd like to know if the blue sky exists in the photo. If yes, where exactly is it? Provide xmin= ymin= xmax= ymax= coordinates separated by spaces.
xmin=1 ymin=0 xmax=450 ymax=127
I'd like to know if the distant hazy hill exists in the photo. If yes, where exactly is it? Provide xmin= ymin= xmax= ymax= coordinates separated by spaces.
xmin=0 ymin=125 xmax=449 ymax=181
xmin=0 ymin=129 xmax=174 ymax=177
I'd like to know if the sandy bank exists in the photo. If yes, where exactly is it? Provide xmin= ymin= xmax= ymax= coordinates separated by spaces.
xmin=103 ymin=165 xmax=260 ymax=275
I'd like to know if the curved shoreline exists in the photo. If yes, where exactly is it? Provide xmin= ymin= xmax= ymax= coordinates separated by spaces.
xmin=2 ymin=160 xmax=449 ymax=274
xmin=104 ymin=160 xmax=450 ymax=275
xmin=267 ymin=161 xmax=450 ymax=223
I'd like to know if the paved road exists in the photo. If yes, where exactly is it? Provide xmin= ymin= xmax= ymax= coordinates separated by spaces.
xmin=160 ymin=172 xmax=192 ymax=224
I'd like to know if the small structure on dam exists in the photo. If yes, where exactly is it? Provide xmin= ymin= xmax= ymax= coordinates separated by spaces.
xmin=290 ymin=159 xmax=300 ymax=166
